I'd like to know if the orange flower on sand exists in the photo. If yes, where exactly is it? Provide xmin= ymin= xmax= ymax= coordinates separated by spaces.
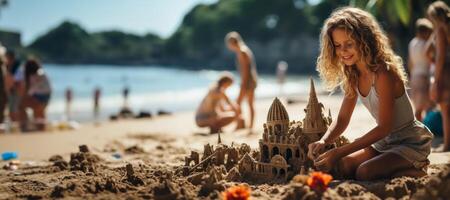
xmin=222 ymin=185 xmax=251 ymax=200
xmin=307 ymin=172 xmax=333 ymax=192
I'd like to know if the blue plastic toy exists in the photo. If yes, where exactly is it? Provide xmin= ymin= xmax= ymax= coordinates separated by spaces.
xmin=1 ymin=152 xmax=18 ymax=161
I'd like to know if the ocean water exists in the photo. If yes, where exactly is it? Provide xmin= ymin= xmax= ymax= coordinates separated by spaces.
xmin=44 ymin=64 xmax=316 ymax=122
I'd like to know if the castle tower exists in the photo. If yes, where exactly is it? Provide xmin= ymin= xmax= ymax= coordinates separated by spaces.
xmin=266 ymin=97 xmax=289 ymax=136
xmin=302 ymin=78 xmax=327 ymax=135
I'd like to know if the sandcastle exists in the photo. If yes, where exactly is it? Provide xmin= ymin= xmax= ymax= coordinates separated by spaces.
xmin=183 ymin=79 xmax=348 ymax=182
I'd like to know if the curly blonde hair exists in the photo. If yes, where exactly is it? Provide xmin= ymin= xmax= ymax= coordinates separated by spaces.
xmin=316 ymin=7 xmax=407 ymax=97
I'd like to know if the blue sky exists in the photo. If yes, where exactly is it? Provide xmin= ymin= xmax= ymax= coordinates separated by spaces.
xmin=0 ymin=0 xmax=218 ymax=45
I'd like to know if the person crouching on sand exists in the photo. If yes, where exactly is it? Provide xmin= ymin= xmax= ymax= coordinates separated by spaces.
xmin=225 ymin=31 xmax=258 ymax=130
xmin=195 ymin=72 xmax=244 ymax=134
xmin=308 ymin=7 xmax=433 ymax=181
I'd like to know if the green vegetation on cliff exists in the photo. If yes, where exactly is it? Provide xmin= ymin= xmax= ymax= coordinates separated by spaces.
xmin=28 ymin=21 xmax=163 ymax=64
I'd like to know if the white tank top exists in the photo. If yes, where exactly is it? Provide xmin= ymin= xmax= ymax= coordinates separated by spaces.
xmin=357 ymin=75 xmax=415 ymax=131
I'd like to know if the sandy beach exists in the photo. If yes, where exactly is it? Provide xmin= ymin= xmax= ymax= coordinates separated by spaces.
xmin=0 ymin=93 xmax=449 ymax=199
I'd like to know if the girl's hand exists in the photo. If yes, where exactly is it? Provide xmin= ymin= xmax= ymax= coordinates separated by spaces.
xmin=308 ymin=140 xmax=326 ymax=160
xmin=314 ymin=148 xmax=341 ymax=172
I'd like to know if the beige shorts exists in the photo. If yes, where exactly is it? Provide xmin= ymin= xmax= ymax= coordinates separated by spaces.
xmin=372 ymin=120 xmax=433 ymax=171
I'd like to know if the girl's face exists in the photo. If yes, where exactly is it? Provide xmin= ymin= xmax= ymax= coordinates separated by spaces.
xmin=331 ymin=28 xmax=360 ymax=66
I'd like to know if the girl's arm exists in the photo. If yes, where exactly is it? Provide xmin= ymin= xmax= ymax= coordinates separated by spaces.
xmin=335 ymin=69 xmax=395 ymax=158
xmin=308 ymin=91 xmax=357 ymax=158
xmin=321 ymin=94 xmax=357 ymax=144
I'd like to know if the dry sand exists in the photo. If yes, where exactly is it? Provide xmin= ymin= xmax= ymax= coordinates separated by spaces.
xmin=0 ymin=93 xmax=449 ymax=199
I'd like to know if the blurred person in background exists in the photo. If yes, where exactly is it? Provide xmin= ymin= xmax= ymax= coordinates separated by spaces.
xmin=427 ymin=1 xmax=450 ymax=151
xmin=21 ymin=58 xmax=51 ymax=131
xmin=0 ymin=43 xmax=6 ymax=125
xmin=195 ymin=72 xmax=243 ymax=134
xmin=225 ymin=31 xmax=258 ymax=130
xmin=93 ymin=87 xmax=101 ymax=124
xmin=65 ymin=87 xmax=73 ymax=121
xmin=276 ymin=60 xmax=288 ymax=97
xmin=4 ymin=50 xmax=24 ymax=124
xmin=408 ymin=18 xmax=434 ymax=121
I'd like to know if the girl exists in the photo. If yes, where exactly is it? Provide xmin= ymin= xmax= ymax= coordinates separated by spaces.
xmin=195 ymin=72 xmax=243 ymax=134
xmin=22 ymin=58 xmax=51 ymax=131
xmin=427 ymin=1 xmax=450 ymax=151
xmin=225 ymin=32 xmax=258 ymax=129
xmin=308 ymin=7 xmax=433 ymax=181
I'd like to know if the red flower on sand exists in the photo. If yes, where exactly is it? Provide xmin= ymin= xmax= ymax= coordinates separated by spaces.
xmin=307 ymin=172 xmax=333 ymax=192
xmin=222 ymin=185 xmax=251 ymax=200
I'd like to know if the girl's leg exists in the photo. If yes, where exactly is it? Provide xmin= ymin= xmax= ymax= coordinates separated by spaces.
xmin=355 ymin=152 xmax=422 ymax=181
xmin=338 ymin=147 xmax=380 ymax=179
xmin=247 ymin=89 xmax=255 ymax=129
xmin=216 ymin=113 xmax=237 ymax=128
xmin=441 ymin=102 xmax=450 ymax=151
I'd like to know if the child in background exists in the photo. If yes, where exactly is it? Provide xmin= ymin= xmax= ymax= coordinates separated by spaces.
xmin=308 ymin=7 xmax=433 ymax=180
xmin=22 ymin=58 xmax=51 ymax=131
xmin=195 ymin=72 xmax=243 ymax=134
xmin=408 ymin=18 xmax=434 ymax=121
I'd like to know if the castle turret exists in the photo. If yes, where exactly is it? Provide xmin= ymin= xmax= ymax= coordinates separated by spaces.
xmin=302 ymin=78 xmax=327 ymax=136
xmin=266 ymin=97 xmax=289 ymax=136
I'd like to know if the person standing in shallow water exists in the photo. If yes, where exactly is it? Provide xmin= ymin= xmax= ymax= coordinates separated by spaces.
xmin=65 ymin=88 xmax=73 ymax=121
xmin=93 ymin=87 xmax=101 ymax=123
xmin=225 ymin=31 xmax=258 ymax=130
